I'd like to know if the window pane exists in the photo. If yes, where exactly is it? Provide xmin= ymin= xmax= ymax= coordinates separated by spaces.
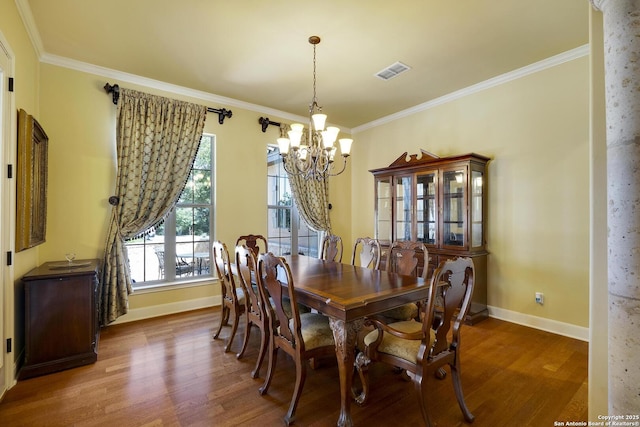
xmin=267 ymin=147 xmax=318 ymax=257
xmin=268 ymin=207 xmax=292 ymax=255
xmin=395 ymin=176 xmax=412 ymax=241
xmin=179 ymin=169 xmax=211 ymax=205
xmin=298 ymin=222 xmax=319 ymax=257
xmin=443 ymin=169 xmax=464 ymax=246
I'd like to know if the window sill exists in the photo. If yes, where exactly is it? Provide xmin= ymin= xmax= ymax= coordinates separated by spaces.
xmin=132 ymin=276 xmax=217 ymax=294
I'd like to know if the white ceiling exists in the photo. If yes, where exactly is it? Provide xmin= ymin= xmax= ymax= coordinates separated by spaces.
xmin=23 ymin=0 xmax=589 ymax=129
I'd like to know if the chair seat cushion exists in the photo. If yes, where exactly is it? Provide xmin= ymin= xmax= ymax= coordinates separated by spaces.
xmin=380 ymin=303 xmax=419 ymax=321
xmin=251 ymin=282 xmax=311 ymax=316
xmin=224 ymin=288 xmax=245 ymax=305
xmin=236 ymin=288 xmax=245 ymax=305
xmin=291 ymin=313 xmax=335 ymax=350
xmin=282 ymin=297 xmax=312 ymax=315
xmin=364 ymin=320 xmax=436 ymax=363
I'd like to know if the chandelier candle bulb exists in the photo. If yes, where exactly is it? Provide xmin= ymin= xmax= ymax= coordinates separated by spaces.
xmin=327 ymin=126 xmax=339 ymax=142
xmin=321 ymin=131 xmax=333 ymax=149
xmin=339 ymin=138 xmax=353 ymax=156
xmin=312 ymin=114 xmax=327 ymax=131
xmin=277 ymin=138 xmax=290 ymax=154
xmin=290 ymin=123 xmax=304 ymax=132
xmin=288 ymin=131 xmax=302 ymax=149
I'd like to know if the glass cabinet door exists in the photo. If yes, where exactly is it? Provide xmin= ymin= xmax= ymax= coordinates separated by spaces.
xmin=416 ymin=172 xmax=436 ymax=245
xmin=442 ymin=168 xmax=465 ymax=247
xmin=375 ymin=177 xmax=392 ymax=242
xmin=470 ymin=169 xmax=484 ymax=248
xmin=395 ymin=175 xmax=413 ymax=241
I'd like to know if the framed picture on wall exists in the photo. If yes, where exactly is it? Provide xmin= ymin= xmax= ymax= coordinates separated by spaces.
xmin=16 ymin=109 xmax=48 ymax=252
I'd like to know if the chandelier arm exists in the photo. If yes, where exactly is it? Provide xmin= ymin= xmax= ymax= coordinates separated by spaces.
xmin=282 ymin=154 xmax=306 ymax=177
xmin=314 ymin=151 xmax=331 ymax=175
xmin=327 ymin=157 xmax=349 ymax=177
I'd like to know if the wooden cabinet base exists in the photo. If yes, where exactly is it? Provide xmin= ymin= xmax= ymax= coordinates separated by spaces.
xmin=19 ymin=259 xmax=100 ymax=380
xmin=19 ymin=350 xmax=98 ymax=380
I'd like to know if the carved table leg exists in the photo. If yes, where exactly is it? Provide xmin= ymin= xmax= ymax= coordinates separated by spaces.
xmin=329 ymin=317 xmax=363 ymax=427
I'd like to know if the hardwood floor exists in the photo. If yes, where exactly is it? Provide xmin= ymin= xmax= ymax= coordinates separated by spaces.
xmin=0 ymin=308 xmax=588 ymax=426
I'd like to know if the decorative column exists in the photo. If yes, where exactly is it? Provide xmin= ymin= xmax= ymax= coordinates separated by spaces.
xmin=590 ymin=0 xmax=640 ymax=415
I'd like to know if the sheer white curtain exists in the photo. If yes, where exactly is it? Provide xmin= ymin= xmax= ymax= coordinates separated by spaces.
xmin=100 ymin=88 xmax=207 ymax=325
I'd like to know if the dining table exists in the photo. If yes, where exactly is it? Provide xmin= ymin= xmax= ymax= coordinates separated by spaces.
xmin=281 ymin=254 xmax=429 ymax=427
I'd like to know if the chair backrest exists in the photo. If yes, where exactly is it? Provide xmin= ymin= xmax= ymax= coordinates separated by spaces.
xmin=386 ymin=240 xmax=429 ymax=279
xmin=351 ymin=237 xmax=381 ymax=269
xmin=236 ymin=234 xmax=268 ymax=257
xmin=212 ymin=241 xmax=239 ymax=302
xmin=257 ymin=252 xmax=304 ymax=352
xmin=155 ymin=249 xmax=165 ymax=269
xmin=235 ymin=244 xmax=263 ymax=317
xmin=420 ymin=257 xmax=475 ymax=362
xmin=320 ymin=234 xmax=343 ymax=262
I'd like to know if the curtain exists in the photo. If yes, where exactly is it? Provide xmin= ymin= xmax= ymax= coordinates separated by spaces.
xmin=285 ymin=154 xmax=332 ymax=234
xmin=100 ymin=88 xmax=207 ymax=325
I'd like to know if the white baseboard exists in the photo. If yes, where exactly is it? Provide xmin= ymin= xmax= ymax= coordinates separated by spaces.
xmin=108 ymin=299 xmax=589 ymax=342
xmin=488 ymin=305 xmax=589 ymax=342
xmin=110 ymin=295 xmax=222 ymax=325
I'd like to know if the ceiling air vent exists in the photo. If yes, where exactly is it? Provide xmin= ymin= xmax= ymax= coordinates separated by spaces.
xmin=375 ymin=61 xmax=411 ymax=81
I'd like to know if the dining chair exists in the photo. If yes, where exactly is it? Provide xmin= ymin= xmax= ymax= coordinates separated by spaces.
xmin=234 ymin=244 xmax=269 ymax=378
xmin=257 ymin=252 xmax=337 ymax=426
xmin=351 ymin=237 xmax=381 ymax=269
xmin=236 ymin=234 xmax=268 ymax=257
xmin=353 ymin=257 xmax=476 ymax=427
xmin=320 ymin=233 xmax=343 ymax=262
xmin=380 ymin=240 xmax=429 ymax=321
xmin=211 ymin=241 xmax=246 ymax=353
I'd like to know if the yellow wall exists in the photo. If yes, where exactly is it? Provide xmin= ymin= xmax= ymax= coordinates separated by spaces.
xmin=351 ymin=58 xmax=590 ymax=327
xmin=34 ymin=62 xmax=352 ymax=318
xmin=1 ymin=0 xmax=41 ymax=280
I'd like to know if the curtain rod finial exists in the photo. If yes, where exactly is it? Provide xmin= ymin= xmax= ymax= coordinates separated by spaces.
xmin=104 ymin=83 xmax=120 ymax=105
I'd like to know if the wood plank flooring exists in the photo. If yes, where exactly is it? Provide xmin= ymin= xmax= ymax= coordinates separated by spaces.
xmin=0 ymin=308 xmax=588 ymax=426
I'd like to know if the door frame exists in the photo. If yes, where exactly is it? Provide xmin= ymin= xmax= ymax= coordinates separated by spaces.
xmin=0 ymin=30 xmax=17 ymax=396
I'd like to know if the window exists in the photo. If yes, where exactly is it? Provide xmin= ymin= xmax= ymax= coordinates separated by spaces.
xmin=267 ymin=147 xmax=319 ymax=257
xmin=126 ymin=134 xmax=215 ymax=286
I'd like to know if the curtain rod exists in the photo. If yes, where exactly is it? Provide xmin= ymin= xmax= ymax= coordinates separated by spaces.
xmin=103 ymin=83 xmax=233 ymax=124
xmin=258 ymin=117 xmax=281 ymax=133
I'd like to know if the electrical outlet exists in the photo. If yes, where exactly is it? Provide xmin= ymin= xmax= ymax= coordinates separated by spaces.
xmin=535 ymin=292 xmax=544 ymax=305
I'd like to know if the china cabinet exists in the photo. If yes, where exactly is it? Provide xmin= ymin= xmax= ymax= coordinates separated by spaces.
xmin=370 ymin=150 xmax=490 ymax=323
xmin=19 ymin=259 xmax=100 ymax=379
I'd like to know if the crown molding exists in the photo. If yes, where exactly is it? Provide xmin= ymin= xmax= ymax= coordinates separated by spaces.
xmin=352 ymin=44 xmax=590 ymax=134
xmin=15 ymin=0 xmax=44 ymax=58
xmin=40 ymin=52 xmax=313 ymax=127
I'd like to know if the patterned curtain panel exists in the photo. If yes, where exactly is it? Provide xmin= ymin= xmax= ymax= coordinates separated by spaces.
xmin=100 ymin=88 xmax=207 ymax=325
xmin=285 ymin=154 xmax=332 ymax=234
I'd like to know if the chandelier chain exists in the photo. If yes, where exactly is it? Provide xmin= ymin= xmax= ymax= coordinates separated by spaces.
xmin=312 ymin=43 xmax=318 ymax=111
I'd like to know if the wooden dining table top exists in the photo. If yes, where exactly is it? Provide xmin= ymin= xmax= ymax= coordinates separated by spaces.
xmin=282 ymin=254 xmax=429 ymax=322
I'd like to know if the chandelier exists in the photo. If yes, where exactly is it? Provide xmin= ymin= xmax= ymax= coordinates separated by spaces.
xmin=277 ymin=36 xmax=353 ymax=181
